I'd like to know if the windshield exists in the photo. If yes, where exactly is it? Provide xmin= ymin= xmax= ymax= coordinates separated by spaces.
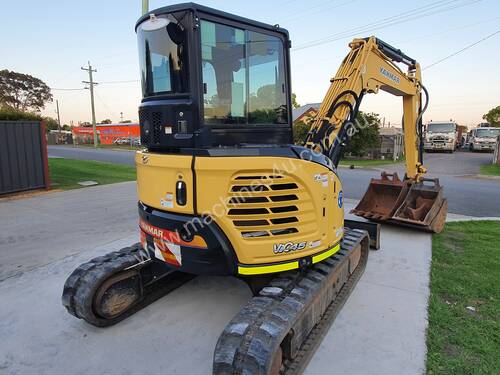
xmin=200 ymin=20 xmax=288 ymax=125
xmin=476 ymin=129 xmax=500 ymax=138
xmin=427 ymin=123 xmax=455 ymax=133
xmin=137 ymin=14 xmax=189 ymax=96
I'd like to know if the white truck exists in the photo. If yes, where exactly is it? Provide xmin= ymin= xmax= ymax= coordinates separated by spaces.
xmin=468 ymin=127 xmax=500 ymax=152
xmin=424 ymin=121 xmax=458 ymax=152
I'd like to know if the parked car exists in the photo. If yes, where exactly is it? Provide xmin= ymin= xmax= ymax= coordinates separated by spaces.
xmin=468 ymin=127 xmax=500 ymax=152
xmin=114 ymin=137 xmax=131 ymax=145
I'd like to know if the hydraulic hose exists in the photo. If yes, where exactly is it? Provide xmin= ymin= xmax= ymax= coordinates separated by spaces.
xmin=416 ymin=84 xmax=429 ymax=165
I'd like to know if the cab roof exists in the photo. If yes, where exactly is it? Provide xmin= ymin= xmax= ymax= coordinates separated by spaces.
xmin=135 ymin=2 xmax=290 ymax=38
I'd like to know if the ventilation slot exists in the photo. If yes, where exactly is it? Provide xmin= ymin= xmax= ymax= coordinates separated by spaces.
xmin=229 ymin=172 xmax=303 ymax=240
xmin=270 ymin=183 xmax=298 ymax=191
xmin=235 ymin=175 xmax=284 ymax=180
xmin=228 ymin=208 xmax=269 ymax=215
xmin=270 ymin=217 xmax=298 ymax=224
xmin=228 ymin=196 xmax=269 ymax=204
xmin=231 ymin=185 xmax=269 ymax=192
xmin=242 ymin=231 xmax=270 ymax=238
xmin=152 ymin=112 xmax=162 ymax=144
xmin=139 ymin=109 xmax=150 ymax=144
xmin=270 ymin=194 xmax=298 ymax=202
xmin=270 ymin=206 xmax=298 ymax=213
xmin=233 ymin=219 xmax=269 ymax=227
xmin=270 ymin=228 xmax=298 ymax=236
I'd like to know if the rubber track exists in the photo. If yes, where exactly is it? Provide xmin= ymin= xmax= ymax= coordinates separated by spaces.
xmin=62 ymin=244 xmax=194 ymax=327
xmin=213 ymin=228 xmax=370 ymax=375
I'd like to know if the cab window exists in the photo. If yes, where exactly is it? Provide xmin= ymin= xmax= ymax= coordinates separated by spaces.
xmin=200 ymin=20 xmax=288 ymax=125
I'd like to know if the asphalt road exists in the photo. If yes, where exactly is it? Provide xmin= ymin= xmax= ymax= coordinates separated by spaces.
xmin=48 ymin=146 xmax=500 ymax=217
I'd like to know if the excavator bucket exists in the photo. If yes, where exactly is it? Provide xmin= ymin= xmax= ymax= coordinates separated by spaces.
xmin=391 ymin=178 xmax=448 ymax=233
xmin=351 ymin=172 xmax=410 ymax=220
xmin=351 ymin=172 xmax=447 ymax=233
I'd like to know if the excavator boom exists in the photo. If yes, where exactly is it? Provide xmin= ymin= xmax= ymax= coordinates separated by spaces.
xmin=305 ymin=37 xmax=447 ymax=233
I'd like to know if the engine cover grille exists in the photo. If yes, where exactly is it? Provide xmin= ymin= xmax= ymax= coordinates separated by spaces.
xmin=227 ymin=173 xmax=313 ymax=239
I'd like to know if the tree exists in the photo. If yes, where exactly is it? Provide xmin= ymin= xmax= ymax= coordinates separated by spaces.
xmin=0 ymin=105 xmax=42 ymax=121
xmin=100 ymin=119 xmax=112 ymax=124
xmin=0 ymin=69 xmax=52 ymax=112
xmin=293 ymin=121 xmax=309 ymax=145
xmin=120 ymin=120 xmax=132 ymax=123
xmin=292 ymin=93 xmax=300 ymax=109
xmin=342 ymin=111 xmax=381 ymax=157
xmin=482 ymin=106 xmax=500 ymax=127
xmin=43 ymin=117 xmax=59 ymax=132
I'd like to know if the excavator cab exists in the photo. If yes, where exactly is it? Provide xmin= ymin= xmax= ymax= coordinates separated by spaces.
xmin=135 ymin=4 xmax=293 ymax=151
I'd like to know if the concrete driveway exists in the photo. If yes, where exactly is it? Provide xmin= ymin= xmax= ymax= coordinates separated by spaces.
xmin=0 ymin=182 xmax=137 ymax=281
xmin=0 ymin=183 xmax=432 ymax=375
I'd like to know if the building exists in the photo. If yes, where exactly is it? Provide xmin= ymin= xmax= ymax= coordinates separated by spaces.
xmin=378 ymin=127 xmax=404 ymax=160
xmin=72 ymin=123 xmax=140 ymax=145
xmin=292 ymin=103 xmax=321 ymax=123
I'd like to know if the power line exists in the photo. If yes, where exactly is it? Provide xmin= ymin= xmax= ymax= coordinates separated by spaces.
xmin=399 ymin=15 xmax=500 ymax=44
xmin=51 ymin=87 xmax=86 ymax=91
xmin=294 ymin=0 xmax=459 ymax=47
xmin=99 ymin=79 xmax=139 ymax=84
xmin=423 ymin=29 xmax=500 ymax=70
xmin=293 ymin=0 xmax=481 ymax=51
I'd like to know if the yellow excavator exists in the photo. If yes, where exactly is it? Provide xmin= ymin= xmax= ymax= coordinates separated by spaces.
xmin=62 ymin=3 xmax=447 ymax=374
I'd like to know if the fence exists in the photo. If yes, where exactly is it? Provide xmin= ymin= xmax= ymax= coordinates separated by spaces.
xmin=494 ymin=136 xmax=500 ymax=165
xmin=0 ymin=121 xmax=50 ymax=195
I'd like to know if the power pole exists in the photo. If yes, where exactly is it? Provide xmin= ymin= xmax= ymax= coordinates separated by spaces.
xmin=56 ymin=100 xmax=62 ymax=132
xmin=142 ymin=0 xmax=149 ymax=15
xmin=82 ymin=62 xmax=99 ymax=147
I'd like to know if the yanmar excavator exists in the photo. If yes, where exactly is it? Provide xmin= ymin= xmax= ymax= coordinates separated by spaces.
xmin=62 ymin=3 xmax=447 ymax=374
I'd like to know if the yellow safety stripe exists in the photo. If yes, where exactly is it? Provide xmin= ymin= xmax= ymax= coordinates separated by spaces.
xmin=238 ymin=261 xmax=299 ymax=275
xmin=312 ymin=243 xmax=341 ymax=264
xmin=237 ymin=243 xmax=341 ymax=276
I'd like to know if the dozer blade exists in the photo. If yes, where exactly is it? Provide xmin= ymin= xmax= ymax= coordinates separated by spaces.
xmin=351 ymin=172 xmax=448 ymax=233
xmin=351 ymin=172 xmax=411 ymax=221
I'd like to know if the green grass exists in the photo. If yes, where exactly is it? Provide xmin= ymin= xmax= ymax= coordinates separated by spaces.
xmin=48 ymin=158 xmax=136 ymax=190
xmin=479 ymin=164 xmax=500 ymax=176
xmin=427 ymin=221 xmax=500 ymax=375
xmin=339 ymin=157 xmax=404 ymax=168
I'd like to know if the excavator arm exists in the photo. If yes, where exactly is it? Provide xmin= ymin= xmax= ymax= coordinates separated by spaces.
xmin=305 ymin=36 xmax=447 ymax=232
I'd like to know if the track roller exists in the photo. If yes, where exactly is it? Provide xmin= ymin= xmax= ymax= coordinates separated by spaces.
xmin=62 ymin=244 xmax=194 ymax=327
xmin=213 ymin=228 xmax=370 ymax=374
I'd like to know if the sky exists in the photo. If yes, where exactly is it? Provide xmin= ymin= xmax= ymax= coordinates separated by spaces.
xmin=2 ymin=0 xmax=499 ymax=128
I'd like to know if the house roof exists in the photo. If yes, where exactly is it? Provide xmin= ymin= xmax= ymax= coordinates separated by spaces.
xmin=292 ymin=103 xmax=321 ymax=122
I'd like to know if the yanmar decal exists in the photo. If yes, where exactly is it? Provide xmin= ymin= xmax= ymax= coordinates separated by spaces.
xmin=139 ymin=220 xmax=208 ymax=248
xmin=380 ymin=67 xmax=400 ymax=84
